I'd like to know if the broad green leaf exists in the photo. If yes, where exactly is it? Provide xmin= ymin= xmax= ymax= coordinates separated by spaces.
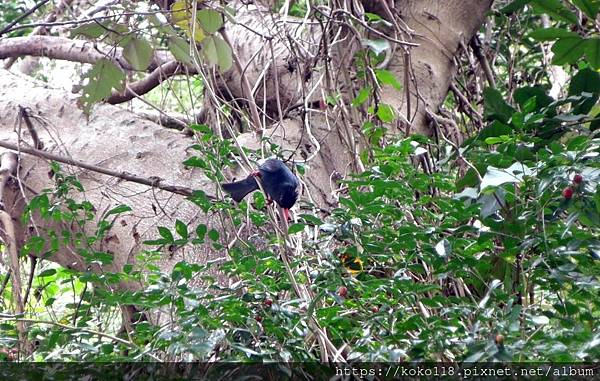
xmin=213 ymin=35 xmax=233 ymax=71
xmin=105 ymin=204 xmax=132 ymax=216
xmin=352 ymin=87 xmax=371 ymax=107
xmin=584 ymin=38 xmax=600 ymax=69
xmin=123 ymin=37 xmax=153 ymax=71
xmin=528 ymin=27 xmax=578 ymax=41
xmin=531 ymin=0 xmax=578 ymax=23
xmin=569 ymin=68 xmax=600 ymax=95
xmin=288 ymin=223 xmax=305 ymax=234
xmin=483 ymin=87 xmax=515 ymax=123
xmin=572 ymin=0 xmax=599 ymax=19
xmin=478 ymin=120 xmax=513 ymax=140
xmin=78 ymin=58 xmax=125 ymax=115
xmin=374 ymin=69 xmax=402 ymax=90
xmin=168 ymin=36 xmax=193 ymax=65
xmin=376 ymin=103 xmax=395 ymax=122
xmin=501 ymin=0 xmax=532 ymax=14
xmin=158 ymin=226 xmax=174 ymax=242
xmin=513 ymin=86 xmax=553 ymax=109
xmin=197 ymin=9 xmax=223 ymax=34
xmin=202 ymin=36 xmax=218 ymax=67
xmin=70 ymin=22 xmax=106 ymax=38
xmin=196 ymin=224 xmax=207 ymax=240
xmin=175 ymin=219 xmax=188 ymax=240
xmin=551 ymin=37 xmax=586 ymax=65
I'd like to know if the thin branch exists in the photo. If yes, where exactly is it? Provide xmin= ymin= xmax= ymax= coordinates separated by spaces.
xmin=0 ymin=0 xmax=51 ymax=37
xmin=106 ymin=61 xmax=195 ymax=104
xmin=0 ymin=141 xmax=204 ymax=198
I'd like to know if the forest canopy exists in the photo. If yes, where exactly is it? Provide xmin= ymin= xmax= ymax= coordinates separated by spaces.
xmin=0 ymin=0 xmax=598 ymax=368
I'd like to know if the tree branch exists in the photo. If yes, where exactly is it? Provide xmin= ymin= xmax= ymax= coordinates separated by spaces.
xmin=0 ymin=36 xmax=172 ymax=72
xmin=0 ymin=140 xmax=204 ymax=198
xmin=106 ymin=60 xmax=195 ymax=104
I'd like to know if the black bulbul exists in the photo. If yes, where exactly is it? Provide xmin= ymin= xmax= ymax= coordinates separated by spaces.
xmin=222 ymin=159 xmax=299 ymax=220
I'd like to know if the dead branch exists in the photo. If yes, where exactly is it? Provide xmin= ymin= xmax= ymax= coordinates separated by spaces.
xmin=0 ymin=141 xmax=205 ymax=198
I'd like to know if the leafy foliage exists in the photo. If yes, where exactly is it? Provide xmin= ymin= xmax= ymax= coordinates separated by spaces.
xmin=1 ymin=0 xmax=599 ymax=364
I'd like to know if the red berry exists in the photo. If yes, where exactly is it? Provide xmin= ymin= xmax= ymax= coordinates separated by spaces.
xmin=573 ymin=174 xmax=583 ymax=184
xmin=495 ymin=334 xmax=504 ymax=346
xmin=337 ymin=286 xmax=348 ymax=298
xmin=562 ymin=187 xmax=574 ymax=199
xmin=371 ymin=306 xmax=379 ymax=313
xmin=255 ymin=315 xmax=262 ymax=322
xmin=264 ymin=299 xmax=273 ymax=307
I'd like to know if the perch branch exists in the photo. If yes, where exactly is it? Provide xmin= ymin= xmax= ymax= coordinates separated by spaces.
xmin=0 ymin=141 xmax=204 ymax=198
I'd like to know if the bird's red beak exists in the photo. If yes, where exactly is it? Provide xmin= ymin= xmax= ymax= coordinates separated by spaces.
xmin=283 ymin=208 xmax=290 ymax=221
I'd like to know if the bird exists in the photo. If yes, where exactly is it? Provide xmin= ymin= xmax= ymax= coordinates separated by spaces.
xmin=222 ymin=158 xmax=300 ymax=220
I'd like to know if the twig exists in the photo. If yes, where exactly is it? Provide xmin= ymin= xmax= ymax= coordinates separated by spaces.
xmin=0 ymin=0 xmax=51 ymax=37
xmin=469 ymin=36 xmax=496 ymax=88
xmin=0 ymin=141 xmax=203 ymax=198
xmin=18 ymin=106 xmax=43 ymax=149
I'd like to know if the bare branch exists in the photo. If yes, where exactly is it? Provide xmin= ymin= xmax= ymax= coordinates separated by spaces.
xmin=0 ymin=140 xmax=205 ymax=198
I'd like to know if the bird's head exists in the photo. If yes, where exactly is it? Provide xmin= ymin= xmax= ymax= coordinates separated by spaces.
xmin=277 ymin=182 xmax=299 ymax=209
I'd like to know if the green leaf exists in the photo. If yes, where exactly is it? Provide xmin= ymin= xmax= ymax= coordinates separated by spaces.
xmin=175 ymin=219 xmax=188 ymax=240
xmin=299 ymin=214 xmax=323 ymax=225
xmin=572 ymin=0 xmax=599 ymax=19
xmin=352 ymin=87 xmax=371 ymax=107
xmin=513 ymin=86 xmax=553 ymax=109
xmin=197 ymin=9 xmax=223 ymax=34
xmin=196 ymin=224 xmax=207 ymax=240
xmin=501 ymin=0 xmax=531 ymax=14
xmin=38 ymin=269 xmax=57 ymax=278
xmin=374 ymin=69 xmax=402 ymax=90
xmin=78 ymin=59 xmax=125 ymax=115
xmin=288 ymin=223 xmax=305 ymax=234
xmin=123 ymin=37 xmax=153 ymax=71
xmin=569 ymin=68 xmax=600 ymax=114
xmin=531 ymin=0 xmax=578 ymax=23
xmin=483 ymin=87 xmax=516 ymax=123
xmin=105 ymin=204 xmax=132 ymax=216
xmin=478 ymin=120 xmax=513 ymax=140
xmin=569 ymin=68 xmax=600 ymax=95
xmin=201 ymin=35 xmax=232 ymax=72
xmin=208 ymin=229 xmax=219 ymax=241
xmin=70 ymin=22 xmax=106 ymax=38
xmin=168 ymin=36 xmax=193 ymax=65
xmin=584 ymin=38 xmax=600 ymax=69
xmin=158 ymin=226 xmax=174 ymax=242
xmin=376 ymin=103 xmax=395 ymax=123
xmin=551 ymin=37 xmax=587 ymax=65
xmin=213 ymin=35 xmax=232 ymax=72
xmin=528 ymin=27 xmax=578 ymax=41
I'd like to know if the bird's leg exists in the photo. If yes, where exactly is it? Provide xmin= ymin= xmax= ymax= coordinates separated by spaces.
xmin=250 ymin=170 xmax=261 ymax=177
xmin=266 ymin=197 xmax=273 ymax=205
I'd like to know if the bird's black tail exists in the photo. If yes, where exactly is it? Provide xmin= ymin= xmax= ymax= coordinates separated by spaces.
xmin=222 ymin=176 xmax=259 ymax=202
